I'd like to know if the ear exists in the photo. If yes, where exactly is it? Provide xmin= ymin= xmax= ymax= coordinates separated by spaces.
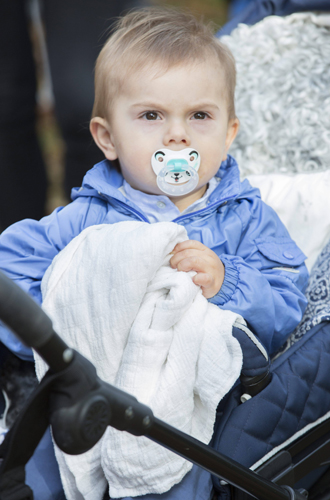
xmin=90 ymin=117 xmax=118 ymax=160
xmin=222 ymin=118 xmax=240 ymax=161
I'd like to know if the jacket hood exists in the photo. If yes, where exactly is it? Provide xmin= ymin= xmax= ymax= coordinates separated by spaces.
xmin=71 ymin=154 xmax=260 ymax=209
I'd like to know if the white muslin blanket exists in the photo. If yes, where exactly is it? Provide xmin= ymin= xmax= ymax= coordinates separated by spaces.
xmin=35 ymin=221 xmax=242 ymax=499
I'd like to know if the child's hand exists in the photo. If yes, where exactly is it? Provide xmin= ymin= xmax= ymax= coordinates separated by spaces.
xmin=170 ymin=240 xmax=225 ymax=299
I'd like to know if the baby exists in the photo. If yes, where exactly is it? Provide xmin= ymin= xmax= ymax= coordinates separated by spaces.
xmin=0 ymin=7 xmax=308 ymax=500
xmin=89 ymin=9 xmax=307 ymax=355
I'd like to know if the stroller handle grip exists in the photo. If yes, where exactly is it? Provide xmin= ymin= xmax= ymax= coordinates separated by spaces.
xmin=0 ymin=270 xmax=72 ymax=371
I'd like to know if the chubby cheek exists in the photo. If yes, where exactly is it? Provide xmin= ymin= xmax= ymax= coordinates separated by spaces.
xmin=117 ymin=143 xmax=149 ymax=174
xmin=198 ymin=150 xmax=225 ymax=181
xmin=119 ymin=154 xmax=157 ymax=188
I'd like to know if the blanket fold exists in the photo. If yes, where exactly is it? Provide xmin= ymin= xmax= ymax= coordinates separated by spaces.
xmin=35 ymin=221 xmax=242 ymax=499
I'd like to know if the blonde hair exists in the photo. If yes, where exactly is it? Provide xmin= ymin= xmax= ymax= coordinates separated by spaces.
xmin=92 ymin=7 xmax=236 ymax=120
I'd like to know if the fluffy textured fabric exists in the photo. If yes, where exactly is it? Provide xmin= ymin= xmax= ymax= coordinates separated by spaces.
xmin=222 ymin=13 xmax=330 ymax=178
xmin=35 ymin=221 xmax=242 ymax=499
xmin=221 ymin=12 xmax=330 ymax=352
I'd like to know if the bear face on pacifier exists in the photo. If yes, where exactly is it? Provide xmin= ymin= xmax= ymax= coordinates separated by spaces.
xmin=151 ymin=148 xmax=201 ymax=196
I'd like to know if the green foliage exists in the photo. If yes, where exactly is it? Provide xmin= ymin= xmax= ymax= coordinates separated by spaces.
xmin=151 ymin=0 xmax=229 ymax=31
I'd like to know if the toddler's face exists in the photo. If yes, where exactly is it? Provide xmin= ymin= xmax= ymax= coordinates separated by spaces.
xmin=93 ymin=58 xmax=238 ymax=203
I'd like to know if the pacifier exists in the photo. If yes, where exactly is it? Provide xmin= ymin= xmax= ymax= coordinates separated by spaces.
xmin=151 ymin=148 xmax=200 ymax=196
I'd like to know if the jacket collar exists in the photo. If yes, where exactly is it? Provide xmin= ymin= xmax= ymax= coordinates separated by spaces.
xmin=72 ymin=154 xmax=243 ymax=208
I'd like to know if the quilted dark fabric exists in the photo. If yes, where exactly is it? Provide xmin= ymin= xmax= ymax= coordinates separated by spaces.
xmin=212 ymin=320 xmax=330 ymax=479
xmin=232 ymin=325 xmax=269 ymax=379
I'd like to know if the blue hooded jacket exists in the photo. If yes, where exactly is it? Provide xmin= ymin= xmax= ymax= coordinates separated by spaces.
xmin=0 ymin=155 xmax=308 ymax=359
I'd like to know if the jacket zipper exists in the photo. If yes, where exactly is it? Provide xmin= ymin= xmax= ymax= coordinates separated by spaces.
xmin=100 ymin=195 xmax=150 ymax=223
xmin=172 ymin=199 xmax=230 ymax=224
xmin=99 ymin=192 xmax=232 ymax=224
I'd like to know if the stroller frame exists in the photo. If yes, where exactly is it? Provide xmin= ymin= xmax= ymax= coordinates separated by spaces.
xmin=0 ymin=271 xmax=328 ymax=500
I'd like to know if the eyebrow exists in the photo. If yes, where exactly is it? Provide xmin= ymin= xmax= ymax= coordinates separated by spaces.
xmin=130 ymin=101 xmax=220 ymax=110
xmin=130 ymin=102 xmax=161 ymax=109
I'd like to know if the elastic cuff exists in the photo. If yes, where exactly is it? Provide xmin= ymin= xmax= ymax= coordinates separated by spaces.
xmin=208 ymin=255 xmax=239 ymax=306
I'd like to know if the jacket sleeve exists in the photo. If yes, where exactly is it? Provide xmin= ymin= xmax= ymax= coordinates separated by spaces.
xmin=0 ymin=197 xmax=107 ymax=360
xmin=209 ymin=197 xmax=309 ymax=356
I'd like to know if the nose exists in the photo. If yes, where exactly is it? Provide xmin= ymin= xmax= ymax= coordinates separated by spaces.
xmin=163 ymin=119 xmax=191 ymax=147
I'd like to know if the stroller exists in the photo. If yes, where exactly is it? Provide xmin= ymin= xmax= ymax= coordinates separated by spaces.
xmin=1 ymin=5 xmax=330 ymax=500
xmin=0 ymin=261 xmax=330 ymax=500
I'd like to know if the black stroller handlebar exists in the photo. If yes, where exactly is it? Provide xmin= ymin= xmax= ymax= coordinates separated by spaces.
xmin=0 ymin=271 xmax=73 ymax=372
xmin=0 ymin=271 xmax=307 ymax=500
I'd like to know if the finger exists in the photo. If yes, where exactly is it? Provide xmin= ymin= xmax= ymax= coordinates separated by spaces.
xmin=170 ymin=249 xmax=204 ymax=268
xmin=170 ymin=248 xmax=216 ymax=270
xmin=175 ymin=256 xmax=210 ymax=274
xmin=193 ymin=273 xmax=215 ymax=299
xmin=193 ymin=273 xmax=213 ymax=288
xmin=172 ymin=240 xmax=207 ymax=254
